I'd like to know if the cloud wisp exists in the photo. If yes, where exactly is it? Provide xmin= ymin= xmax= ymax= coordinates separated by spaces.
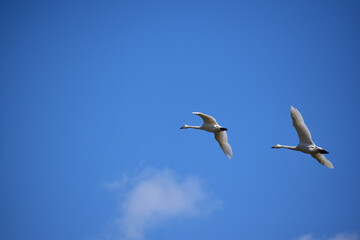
xmin=100 ymin=168 xmax=220 ymax=240
xmin=297 ymin=232 xmax=359 ymax=240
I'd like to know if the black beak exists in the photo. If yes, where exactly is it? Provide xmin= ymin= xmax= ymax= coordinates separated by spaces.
xmin=271 ymin=146 xmax=275 ymax=148
xmin=220 ymin=127 xmax=227 ymax=131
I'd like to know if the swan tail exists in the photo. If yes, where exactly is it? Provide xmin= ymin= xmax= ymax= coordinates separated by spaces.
xmin=317 ymin=147 xmax=329 ymax=154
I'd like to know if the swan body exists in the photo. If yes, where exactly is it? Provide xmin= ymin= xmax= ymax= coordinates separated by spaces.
xmin=272 ymin=106 xmax=334 ymax=169
xmin=181 ymin=112 xmax=233 ymax=159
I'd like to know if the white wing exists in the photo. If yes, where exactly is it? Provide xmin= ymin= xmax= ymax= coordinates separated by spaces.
xmin=311 ymin=153 xmax=334 ymax=169
xmin=214 ymin=131 xmax=233 ymax=159
xmin=192 ymin=112 xmax=218 ymax=125
xmin=290 ymin=106 xmax=314 ymax=145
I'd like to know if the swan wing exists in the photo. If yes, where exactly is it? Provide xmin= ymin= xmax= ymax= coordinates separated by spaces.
xmin=290 ymin=106 xmax=314 ymax=145
xmin=192 ymin=112 xmax=218 ymax=125
xmin=311 ymin=153 xmax=334 ymax=169
xmin=214 ymin=131 xmax=233 ymax=159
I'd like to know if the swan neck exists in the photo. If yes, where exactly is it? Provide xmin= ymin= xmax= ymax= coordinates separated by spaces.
xmin=184 ymin=125 xmax=201 ymax=129
xmin=279 ymin=145 xmax=297 ymax=150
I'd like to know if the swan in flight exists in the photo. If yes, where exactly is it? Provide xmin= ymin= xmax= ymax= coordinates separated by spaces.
xmin=181 ymin=112 xmax=233 ymax=159
xmin=272 ymin=106 xmax=334 ymax=169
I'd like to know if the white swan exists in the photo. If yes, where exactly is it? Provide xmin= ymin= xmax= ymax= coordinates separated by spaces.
xmin=272 ymin=106 xmax=334 ymax=168
xmin=272 ymin=106 xmax=334 ymax=169
xmin=181 ymin=112 xmax=233 ymax=159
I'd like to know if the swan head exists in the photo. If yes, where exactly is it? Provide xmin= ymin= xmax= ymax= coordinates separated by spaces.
xmin=272 ymin=144 xmax=282 ymax=149
xmin=180 ymin=125 xmax=188 ymax=129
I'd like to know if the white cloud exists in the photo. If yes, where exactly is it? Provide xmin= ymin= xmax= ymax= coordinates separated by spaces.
xmin=298 ymin=234 xmax=315 ymax=240
xmin=296 ymin=233 xmax=359 ymax=240
xmin=329 ymin=233 xmax=359 ymax=240
xmin=99 ymin=168 xmax=220 ymax=240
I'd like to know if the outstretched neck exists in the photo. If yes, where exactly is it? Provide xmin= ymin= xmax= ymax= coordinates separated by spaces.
xmin=272 ymin=144 xmax=297 ymax=151
xmin=180 ymin=125 xmax=201 ymax=129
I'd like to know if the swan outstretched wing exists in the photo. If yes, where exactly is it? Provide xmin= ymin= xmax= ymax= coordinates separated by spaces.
xmin=311 ymin=153 xmax=334 ymax=169
xmin=192 ymin=112 xmax=218 ymax=125
xmin=290 ymin=106 xmax=314 ymax=145
xmin=214 ymin=131 xmax=233 ymax=159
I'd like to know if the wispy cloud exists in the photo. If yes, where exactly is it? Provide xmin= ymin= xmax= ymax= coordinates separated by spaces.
xmin=98 ymin=168 xmax=220 ymax=240
xmin=296 ymin=232 xmax=359 ymax=240
xmin=298 ymin=234 xmax=315 ymax=240
xmin=329 ymin=233 xmax=359 ymax=240
xmin=101 ymin=175 xmax=129 ymax=191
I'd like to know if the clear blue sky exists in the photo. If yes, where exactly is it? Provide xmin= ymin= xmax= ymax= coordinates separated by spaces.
xmin=1 ymin=1 xmax=360 ymax=240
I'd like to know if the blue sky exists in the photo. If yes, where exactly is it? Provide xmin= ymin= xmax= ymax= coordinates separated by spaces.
xmin=1 ymin=0 xmax=360 ymax=240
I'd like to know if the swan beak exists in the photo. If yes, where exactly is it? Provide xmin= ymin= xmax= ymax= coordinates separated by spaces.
xmin=220 ymin=127 xmax=228 ymax=131
xmin=180 ymin=126 xmax=184 ymax=129
xmin=271 ymin=146 xmax=276 ymax=148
